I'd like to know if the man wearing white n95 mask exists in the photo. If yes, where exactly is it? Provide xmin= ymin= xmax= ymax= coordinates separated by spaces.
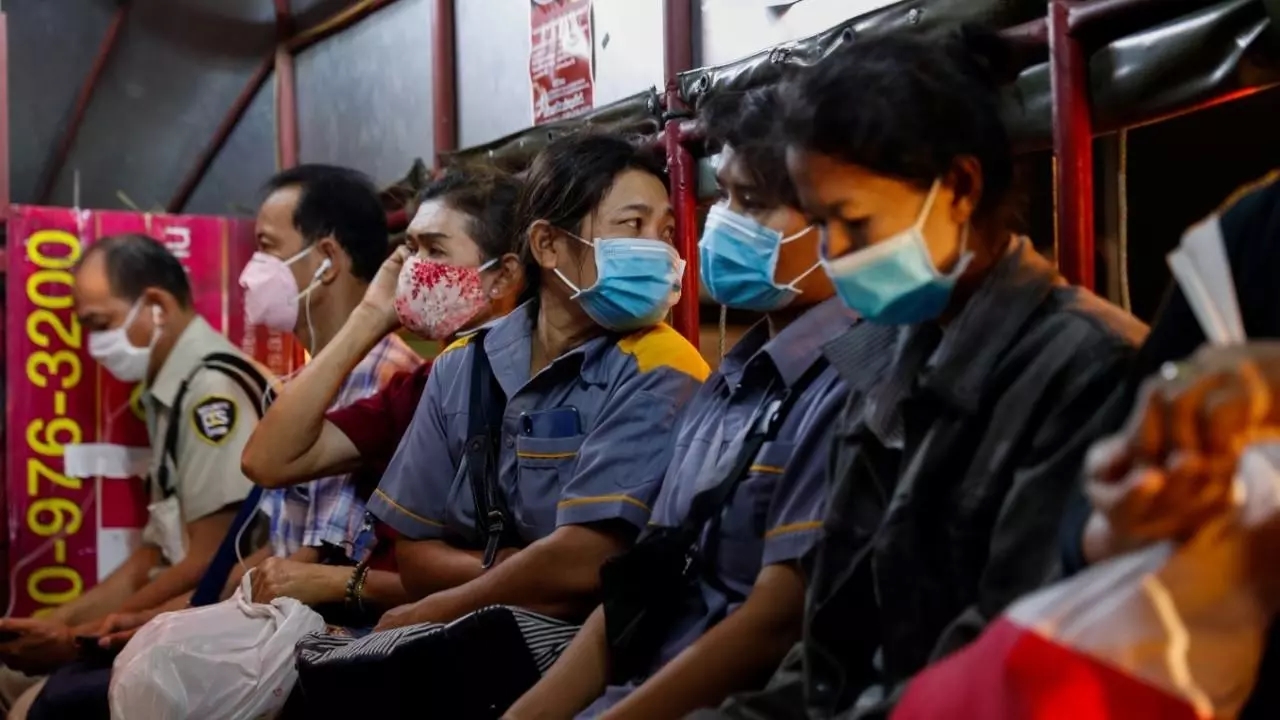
xmin=0 ymin=234 xmax=268 ymax=716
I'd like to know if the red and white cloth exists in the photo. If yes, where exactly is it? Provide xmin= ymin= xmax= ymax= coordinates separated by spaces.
xmin=894 ymin=445 xmax=1280 ymax=720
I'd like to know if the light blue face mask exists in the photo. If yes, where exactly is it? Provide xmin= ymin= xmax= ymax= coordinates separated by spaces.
xmin=699 ymin=204 xmax=818 ymax=312
xmin=821 ymin=179 xmax=973 ymax=324
xmin=556 ymin=233 xmax=685 ymax=332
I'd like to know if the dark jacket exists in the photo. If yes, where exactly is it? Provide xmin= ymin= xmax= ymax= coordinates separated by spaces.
xmin=698 ymin=238 xmax=1146 ymax=720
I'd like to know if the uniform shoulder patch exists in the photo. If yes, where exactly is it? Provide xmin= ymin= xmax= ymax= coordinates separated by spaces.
xmin=617 ymin=323 xmax=710 ymax=381
xmin=439 ymin=333 xmax=474 ymax=357
xmin=190 ymin=395 xmax=239 ymax=446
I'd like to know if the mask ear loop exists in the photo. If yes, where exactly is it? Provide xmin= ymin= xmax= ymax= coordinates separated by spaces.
xmin=913 ymin=179 xmax=943 ymax=233
xmin=778 ymin=226 xmax=823 ymax=292
xmin=552 ymin=229 xmax=594 ymax=298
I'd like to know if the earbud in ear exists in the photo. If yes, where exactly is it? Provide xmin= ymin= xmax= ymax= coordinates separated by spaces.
xmin=314 ymin=258 xmax=333 ymax=281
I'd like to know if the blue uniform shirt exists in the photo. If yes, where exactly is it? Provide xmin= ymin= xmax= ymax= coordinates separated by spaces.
xmin=579 ymin=296 xmax=859 ymax=718
xmin=368 ymin=301 xmax=709 ymax=545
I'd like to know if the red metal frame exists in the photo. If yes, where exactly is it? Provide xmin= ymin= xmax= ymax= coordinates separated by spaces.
xmin=1050 ymin=0 xmax=1095 ymax=289
xmin=12 ymin=0 xmax=1267 ymax=292
xmin=167 ymin=55 xmax=274 ymax=213
xmin=168 ymin=0 xmax=409 ymax=213
xmin=431 ymin=0 xmax=458 ymax=167
xmin=275 ymin=0 xmax=299 ymax=170
xmin=287 ymin=0 xmax=404 ymax=55
xmin=36 ymin=3 xmax=130 ymax=206
xmin=664 ymin=0 xmax=699 ymax=347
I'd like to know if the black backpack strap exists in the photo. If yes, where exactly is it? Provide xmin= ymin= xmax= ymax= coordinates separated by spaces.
xmin=681 ymin=358 xmax=831 ymax=588
xmin=153 ymin=352 xmax=272 ymax=498
xmin=465 ymin=332 xmax=511 ymax=569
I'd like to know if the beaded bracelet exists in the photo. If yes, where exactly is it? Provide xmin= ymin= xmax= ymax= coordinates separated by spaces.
xmin=353 ymin=565 xmax=370 ymax=614
xmin=344 ymin=561 xmax=370 ymax=610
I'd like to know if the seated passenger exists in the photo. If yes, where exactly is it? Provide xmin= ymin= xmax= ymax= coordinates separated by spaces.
xmin=235 ymin=164 xmax=421 ymax=589
xmin=506 ymin=86 xmax=900 ymax=720
xmin=703 ymin=28 xmax=1146 ymax=719
xmin=1051 ymin=172 xmax=1280 ymax=719
xmin=10 ymin=166 xmax=420 ymax=720
xmin=242 ymin=168 xmax=526 ymax=614
xmin=1064 ymin=170 xmax=1280 ymax=569
xmin=0 ymin=235 xmax=271 ymax=717
xmin=369 ymin=133 xmax=709 ymax=629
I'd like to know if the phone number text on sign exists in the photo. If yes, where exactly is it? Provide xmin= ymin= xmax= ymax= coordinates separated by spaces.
xmin=7 ymin=224 xmax=95 ymax=618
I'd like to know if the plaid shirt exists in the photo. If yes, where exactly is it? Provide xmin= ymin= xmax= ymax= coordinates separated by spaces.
xmin=260 ymin=333 xmax=422 ymax=561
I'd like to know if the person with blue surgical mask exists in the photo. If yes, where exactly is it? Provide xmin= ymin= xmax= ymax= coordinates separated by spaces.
xmin=695 ymin=29 xmax=1149 ymax=720
xmin=367 ymin=133 xmax=709 ymax=636
xmin=505 ymin=86 xmax=900 ymax=720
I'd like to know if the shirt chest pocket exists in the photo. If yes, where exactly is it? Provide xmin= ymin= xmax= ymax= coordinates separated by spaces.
xmin=514 ymin=435 xmax=585 ymax=538
xmin=710 ymin=440 xmax=794 ymax=587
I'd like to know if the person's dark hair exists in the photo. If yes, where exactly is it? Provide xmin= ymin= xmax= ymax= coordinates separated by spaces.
xmin=77 ymin=233 xmax=193 ymax=308
xmin=780 ymin=26 xmax=1016 ymax=229
xmin=264 ymin=164 xmax=389 ymax=283
xmin=515 ymin=132 xmax=668 ymax=295
xmin=700 ymin=84 xmax=798 ymax=208
xmin=416 ymin=167 xmax=523 ymax=261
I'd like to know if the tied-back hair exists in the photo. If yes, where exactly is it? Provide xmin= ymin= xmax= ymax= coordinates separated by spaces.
xmin=514 ymin=132 xmax=668 ymax=298
xmin=779 ymin=25 xmax=1019 ymax=232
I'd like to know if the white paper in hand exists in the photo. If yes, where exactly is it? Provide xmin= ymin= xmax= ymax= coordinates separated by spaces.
xmin=1166 ymin=215 xmax=1245 ymax=346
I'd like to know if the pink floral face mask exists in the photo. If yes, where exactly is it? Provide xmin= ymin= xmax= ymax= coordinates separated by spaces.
xmin=394 ymin=256 xmax=497 ymax=340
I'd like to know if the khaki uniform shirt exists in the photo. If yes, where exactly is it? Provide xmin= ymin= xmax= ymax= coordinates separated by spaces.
xmin=142 ymin=317 xmax=265 ymax=546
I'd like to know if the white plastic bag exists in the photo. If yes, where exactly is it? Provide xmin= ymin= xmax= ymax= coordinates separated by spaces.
xmin=109 ymin=572 xmax=325 ymax=720
xmin=1166 ymin=214 xmax=1245 ymax=346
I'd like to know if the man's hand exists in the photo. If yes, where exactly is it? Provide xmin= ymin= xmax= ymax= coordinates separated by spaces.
xmin=91 ymin=610 xmax=158 ymax=650
xmin=0 ymin=618 xmax=78 ymax=675
xmin=357 ymin=245 xmax=410 ymax=336
xmin=1086 ymin=342 xmax=1280 ymax=554
xmin=250 ymin=556 xmax=349 ymax=606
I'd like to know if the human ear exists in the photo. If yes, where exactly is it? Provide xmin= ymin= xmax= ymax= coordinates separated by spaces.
xmin=947 ymin=156 xmax=984 ymax=227
xmin=526 ymin=221 xmax=562 ymax=271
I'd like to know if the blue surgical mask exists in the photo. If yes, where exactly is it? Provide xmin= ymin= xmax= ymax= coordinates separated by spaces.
xmin=699 ymin=204 xmax=818 ymax=312
xmin=556 ymin=233 xmax=685 ymax=332
xmin=821 ymin=179 xmax=972 ymax=324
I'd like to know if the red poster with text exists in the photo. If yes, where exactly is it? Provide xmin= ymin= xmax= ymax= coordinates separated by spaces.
xmin=4 ymin=207 xmax=302 ymax=618
xmin=530 ymin=0 xmax=594 ymax=124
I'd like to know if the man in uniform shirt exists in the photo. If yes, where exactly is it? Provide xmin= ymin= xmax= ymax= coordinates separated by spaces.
xmin=0 ymin=234 xmax=268 ymax=715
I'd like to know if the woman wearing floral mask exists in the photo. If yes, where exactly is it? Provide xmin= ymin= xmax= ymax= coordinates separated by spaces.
xmin=368 ymin=133 xmax=709 ymax=633
xmin=241 ymin=168 xmax=526 ymax=615
xmin=697 ymin=28 xmax=1148 ymax=720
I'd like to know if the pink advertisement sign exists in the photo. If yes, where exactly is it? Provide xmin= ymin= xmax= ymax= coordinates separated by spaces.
xmin=5 ymin=207 xmax=303 ymax=618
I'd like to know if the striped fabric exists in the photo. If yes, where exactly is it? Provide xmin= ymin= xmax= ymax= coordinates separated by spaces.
xmin=295 ymin=606 xmax=579 ymax=675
